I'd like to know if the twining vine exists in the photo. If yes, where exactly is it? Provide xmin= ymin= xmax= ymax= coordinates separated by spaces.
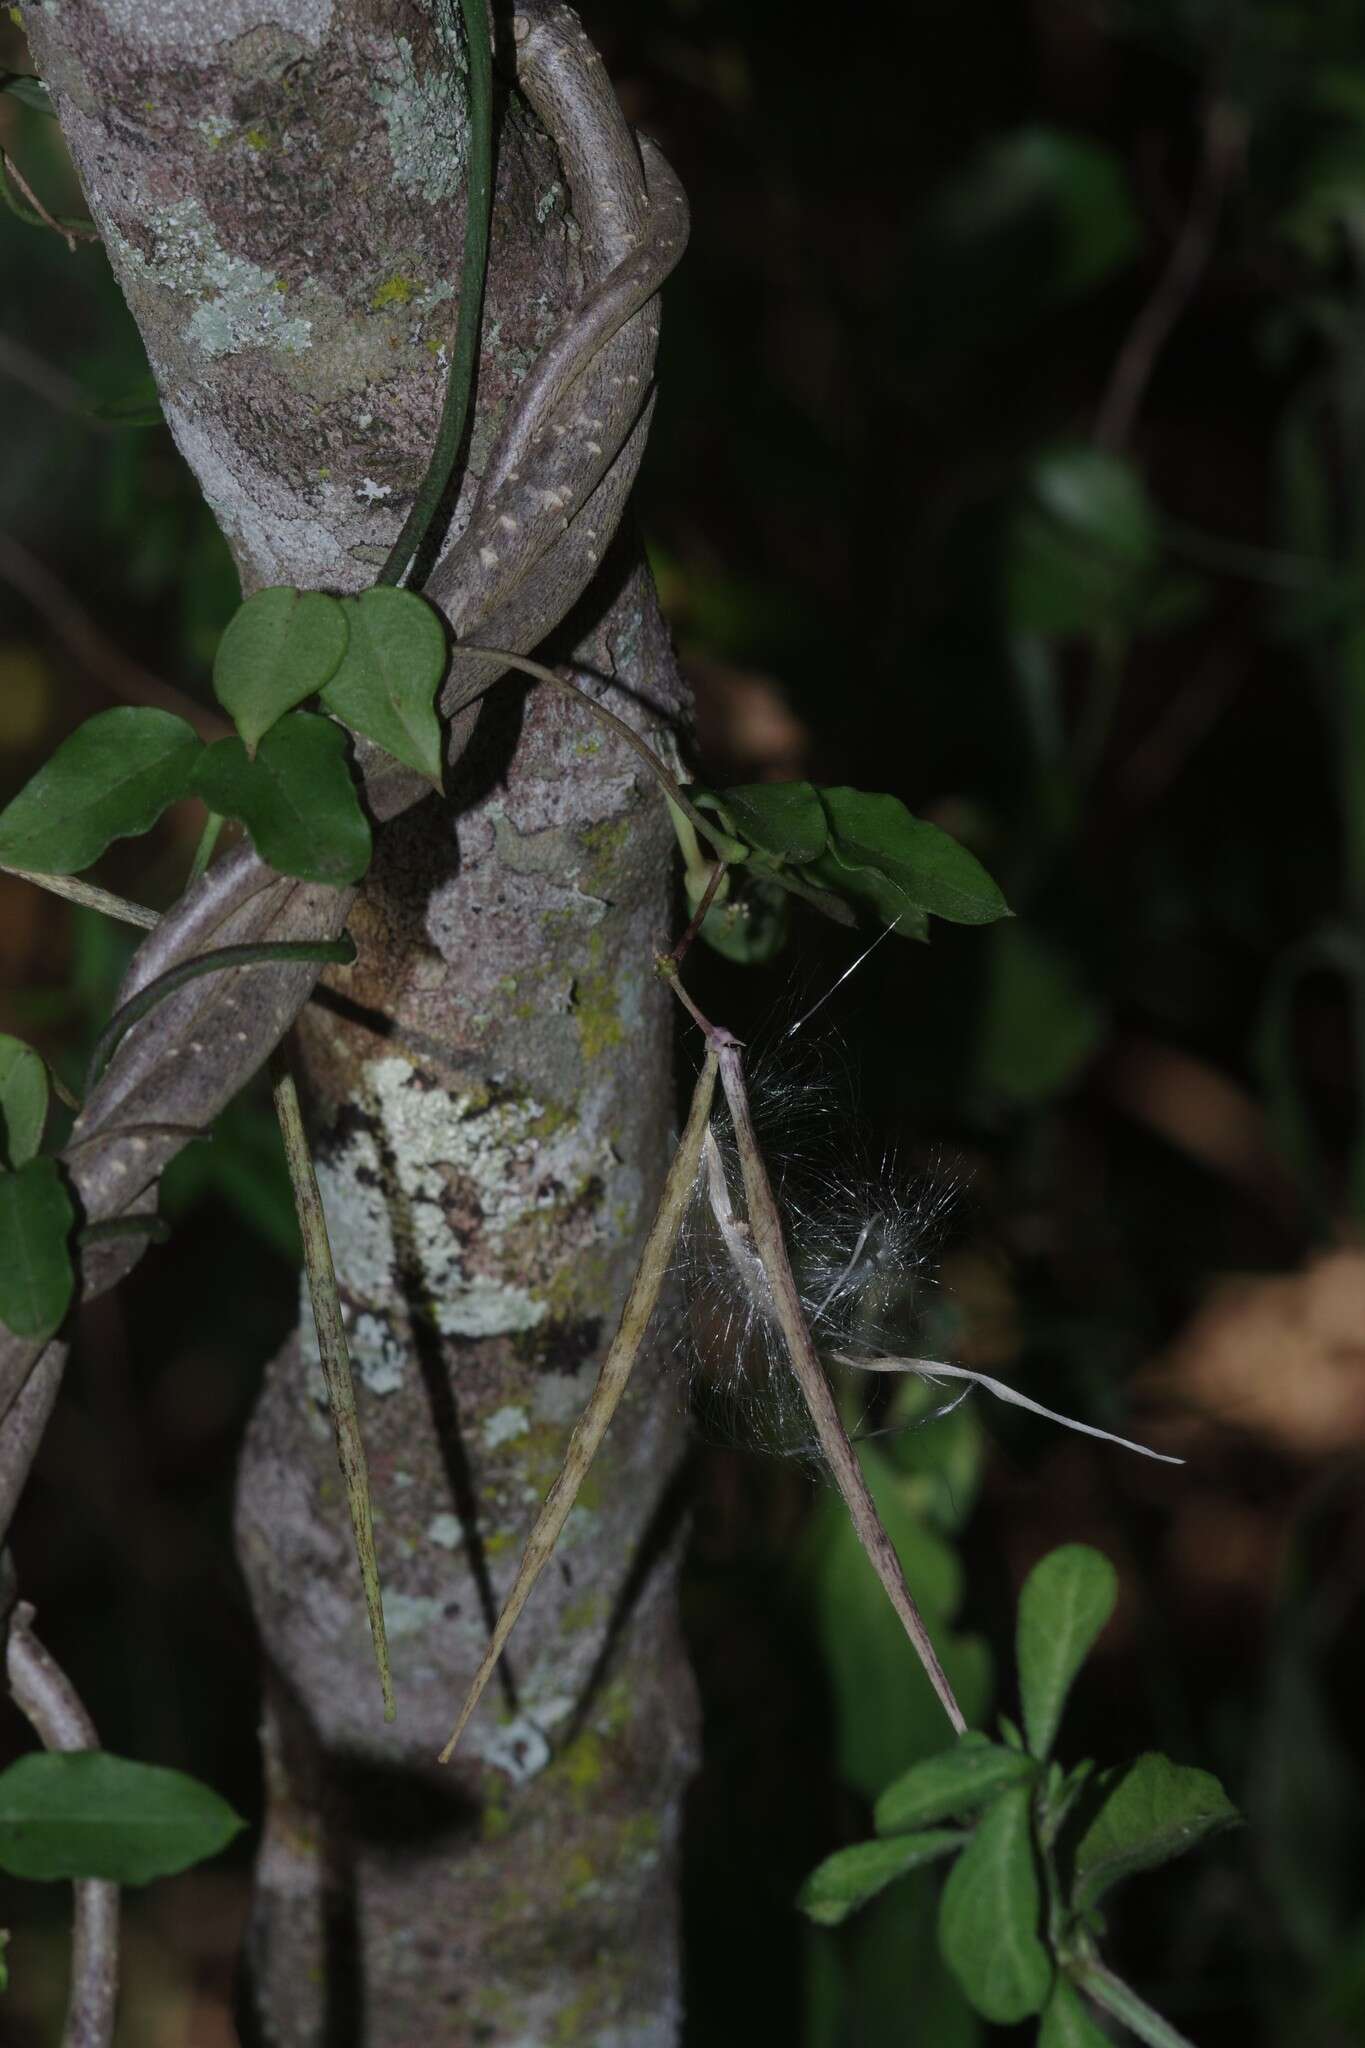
xmin=0 ymin=7 xmax=1234 ymax=2048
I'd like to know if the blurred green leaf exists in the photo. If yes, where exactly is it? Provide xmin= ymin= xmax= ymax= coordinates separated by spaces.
xmin=0 ymin=1157 xmax=74 ymax=1341
xmin=1 ymin=73 xmax=54 ymax=115
xmin=799 ymin=1830 xmax=967 ymax=1927
xmin=192 ymin=711 xmax=371 ymax=885
xmin=0 ymin=1752 xmax=244 ymax=1884
xmin=1038 ymin=1977 xmax=1112 ymax=2046
xmin=699 ymin=873 xmax=791 ymax=963
xmin=83 ymin=373 xmax=163 ymax=428
xmin=974 ymin=925 xmax=1106 ymax=1106
xmin=876 ymin=1736 xmax=1039 ymax=1836
xmin=1017 ymin=1546 xmax=1118 ymax=1760
xmin=213 ymin=587 xmax=349 ymax=751
xmin=804 ymin=1440 xmax=991 ymax=1797
xmin=0 ymin=1035 xmax=48 ymax=1168
xmin=901 ymin=130 xmax=1139 ymax=358
xmin=0 ymin=707 xmax=201 ymax=874
xmin=938 ymin=1784 xmax=1053 ymax=2022
xmin=319 ymin=586 xmax=448 ymax=787
xmin=1007 ymin=447 xmax=1158 ymax=637
xmin=1072 ymin=1753 xmax=1239 ymax=1912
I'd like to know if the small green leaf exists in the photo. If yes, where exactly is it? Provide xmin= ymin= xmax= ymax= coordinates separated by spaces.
xmin=875 ymin=1733 xmax=1039 ymax=1835
xmin=0 ymin=1752 xmax=244 ymax=1884
xmin=319 ymin=586 xmax=448 ymax=787
xmin=1039 ymin=1978 xmax=1112 ymax=2047
xmin=1072 ymin=1753 xmax=1239 ymax=1912
xmin=0 ymin=707 xmax=201 ymax=874
xmin=0 ymin=1158 xmax=75 ymax=1341
xmin=213 ymin=587 xmax=349 ymax=751
xmin=192 ymin=712 xmax=371 ymax=886
xmin=811 ymin=787 xmax=1010 ymax=929
xmin=1017 ymin=1545 xmax=1118 ymax=1760
xmin=1 ymin=72 xmax=53 ymax=115
xmin=84 ymin=373 xmax=163 ymax=428
xmin=938 ymin=1784 xmax=1053 ymax=2023
xmin=711 ymin=781 xmax=828 ymax=864
xmin=798 ymin=1829 xmax=966 ymax=1927
xmin=0 ymin=1035 xmax=48 ymax=1168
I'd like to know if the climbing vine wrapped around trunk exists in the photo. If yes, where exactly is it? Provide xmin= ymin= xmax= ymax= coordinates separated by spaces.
xmin=2 ymin=2 xmax=700 ymax=2038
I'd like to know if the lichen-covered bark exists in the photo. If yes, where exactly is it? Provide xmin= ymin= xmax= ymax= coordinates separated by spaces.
xmin=238 ymin=562 xmax=694 ymax=2046
xmin=24 ymin=0 xmax=696 ymax=2039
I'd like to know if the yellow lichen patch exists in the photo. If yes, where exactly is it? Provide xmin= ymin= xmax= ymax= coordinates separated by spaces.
xmin=244 ymin=126 xmax=271 ymax=150
xmin=557 ymin=1728 xmax=607 ymax=1804
xmin=571 ymin=932 xmax=623 ymax=1061
xmin=371 ymin=273 xmax=417 ymax=311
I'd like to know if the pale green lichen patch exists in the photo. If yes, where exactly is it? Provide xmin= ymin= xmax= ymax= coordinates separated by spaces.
xmin=482 ymin=1403 xmax=530 ymax=1451
xmin=372 ymin=35 xmax=469 ymax=204
xmin=426 ymin=1512 xmax=463 ymax=1549
xmin=107 ymin=197 xmax=311 ymax=357
xmin=380 ymin=1590 xmax=446 ymax=1638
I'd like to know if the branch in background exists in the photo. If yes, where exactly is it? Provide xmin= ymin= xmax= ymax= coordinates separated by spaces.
xmin=0 ymin=532 xmax=231 ymax=743
xmin=0 ymin=864 xmax=161 ymax=930
xmin=4 ymin=1599 xmax=119 ymax=2048
xmin=0 ymin=148 xmax=99 ymax=251
xmin=0 ymin=332 xmax=97 ymax=420
xmin=1094 ymin=99 xmax=1246 ymax=453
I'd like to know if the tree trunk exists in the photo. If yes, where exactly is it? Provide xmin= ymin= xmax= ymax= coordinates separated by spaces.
xmin=24 ymin=0 xmax=696 ymax=2037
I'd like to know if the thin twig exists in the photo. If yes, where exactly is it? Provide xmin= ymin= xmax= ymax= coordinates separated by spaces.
xmin=0 ymin=865 xmax=160 ymax=930
xmin=5 ymin=1602 xmax=119 ymax=2048
xmin=1095 ymin=99 xmax=1245 ymax=453
xmin=271 ymin=1049 xmax=394 ymax=1720
xmin=834 ymin=1355 xmax=1183 ymax=1465
xmin=670 ymin=858 xmax=726 ymax=965
xmin=0 ymin=149 xmax=99 ymax=250
xmin=439 ymin=1049 xmax=720 ymax=1762
xmin=0 ymin=532 xmax=231 ymax=742
xmin=712 ymin=1037 xmax=966 ymax=1734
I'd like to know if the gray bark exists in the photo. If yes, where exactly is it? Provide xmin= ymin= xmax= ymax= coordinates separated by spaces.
xmin=20 ymin=0 xmax=697 ymax=2038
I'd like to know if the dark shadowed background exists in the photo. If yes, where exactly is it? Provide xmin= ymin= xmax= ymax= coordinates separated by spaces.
xmin=3 ymin=1 xmax=1364 ymax=2042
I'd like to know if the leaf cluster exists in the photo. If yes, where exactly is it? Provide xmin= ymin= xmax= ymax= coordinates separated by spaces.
xmin=798 ymin=1546 xmax=1239 ymax=2046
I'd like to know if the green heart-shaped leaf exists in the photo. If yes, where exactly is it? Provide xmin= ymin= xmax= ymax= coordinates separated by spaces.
xmin=1017 ymin=1545 xmax=1117 ymax=1761
xmin=192 ymin=711 xmax=371 ymax=885
xmin=213 ymin=587 xmax=349 ymax=751
xmin=0 ymin=1035 xmax=48 ymax=1169
xmin=0 ymin=1157 xmax=75 ymax=1341
xmin=319 ymin=585 xmax=448 ymax=787
xmin=0 ymin=707 xmax=201 ymax=875
xmin=0 ymin=1752 xmax=244 ymax=1884
xmin=938 ymin=1784 xmax=1053 ymax=2023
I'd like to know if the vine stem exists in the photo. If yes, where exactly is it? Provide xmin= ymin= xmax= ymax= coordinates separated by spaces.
xmin=5 ymin=1599 xmax=119 ymax=2047
xmin=87 ymin=936 xmax=357 ymax=1084
xmin=438 ymin=1049 xmax=721 ymax=1762
xmin=271 ymin=1049 xmax=395 ymax=1721
xmin=1068 ymin=1958 xmax=1199 ymax=2048
xmin=375 ymin=0 xmax=493 ymax=589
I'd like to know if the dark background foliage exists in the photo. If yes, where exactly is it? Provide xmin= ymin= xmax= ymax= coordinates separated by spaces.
xmin=3 ymin=0 xmax=1364 ymax=2041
